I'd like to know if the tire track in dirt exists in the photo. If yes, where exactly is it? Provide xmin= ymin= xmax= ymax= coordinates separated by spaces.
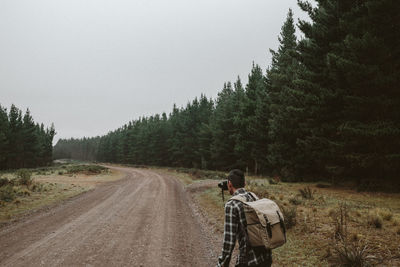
xmin=0 ymin=166 xmax=215 ymax=266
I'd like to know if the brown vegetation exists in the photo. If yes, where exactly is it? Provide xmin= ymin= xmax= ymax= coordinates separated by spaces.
xmin=170 ymin=169 xmax=400 ymax=266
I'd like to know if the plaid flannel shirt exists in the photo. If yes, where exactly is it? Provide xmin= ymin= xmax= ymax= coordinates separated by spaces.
xmin=217 ymin=188 xmax=271 ymax=267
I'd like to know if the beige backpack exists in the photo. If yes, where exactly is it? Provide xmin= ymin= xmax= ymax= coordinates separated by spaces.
xmin=231 ymin=193 xmax=286 ymax=249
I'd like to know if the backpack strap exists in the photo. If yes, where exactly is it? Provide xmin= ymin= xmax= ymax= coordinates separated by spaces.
xmin=230 ymin=192 xmax=258 ymax=202
xmin=230 ymin=194 xmax=247 ymax=202
xmin=249 ymin=192 xmax=258 ymax=201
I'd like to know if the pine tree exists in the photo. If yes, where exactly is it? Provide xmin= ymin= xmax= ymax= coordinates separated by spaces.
xmin=295 ymin=0 xmax=348 ymax=179
xmin=22 ymin=109 xmax=38 ymax=167
xmin=267 ymin=9 xmax=302 ymax=179
xmin=231 ymin=76 xmax=248 ymax=171
xmin=0 ymin=105 xmax=9 ymax=169
xmin=211 ymin=82 xmax=238 ymax=170
xmin=325 ymin=0 xmax=400 ymax=188
xmin=7 ymin=105 xmax=24 ymax=168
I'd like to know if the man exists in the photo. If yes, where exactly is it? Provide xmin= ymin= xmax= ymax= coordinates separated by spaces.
xmin=217 ymin=169 xmax=272 ymax=267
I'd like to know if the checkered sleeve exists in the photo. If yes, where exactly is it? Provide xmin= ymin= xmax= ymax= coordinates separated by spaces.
xmin=217 ymin=201 xmax=238 ymax=267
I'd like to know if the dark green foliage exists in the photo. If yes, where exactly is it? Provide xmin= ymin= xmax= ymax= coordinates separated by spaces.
xmin=52 ymin=2 xmax=400 ymax=192
xmin=267 ymin=9 xmax=303 ymax=179
xmin=53 ymin=137 xmax=100 ymax=161
xmin=0 ymin=104 xmax=55 ymax=170
xmin=293 ymin=0 xmax=400 ymax=189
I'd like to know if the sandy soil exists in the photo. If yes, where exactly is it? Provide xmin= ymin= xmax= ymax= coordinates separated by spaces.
xmin=0 ymin=166 xmax=216 ymax=266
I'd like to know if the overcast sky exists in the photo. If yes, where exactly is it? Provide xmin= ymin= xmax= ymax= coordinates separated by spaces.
xmin=0 ymin=0 xmax=310 ymax=143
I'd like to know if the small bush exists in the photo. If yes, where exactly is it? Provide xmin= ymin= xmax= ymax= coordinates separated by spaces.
xmin=58 ymin=171 xmax=64 ymax=175
xmin=268 ymin=178 xmax=279 ymax=185
xmin=289 ymin=197 xmax=302 ymax=205
xmin=367 ymin=213 xmax=383 ymax=229
xmin=17 ymin=188 xmax=31 ymax=196
xmin=0 ymin=177 xmax=10 ymax=187
xmin=330 ymin=203 xmax=349 ymax=240
xmin=16 ymin=169 xmax=32 ymax=186
xmin=8 ymin=178 xmax=19 ymax=186
xmin=31 ymin=182 xmax=44 ymax=192
xmin=299 ymin=186 xmax=314 ymax=199
xmin=350 ymin=233 xmax=359 ymax=242
xmin=332 ymin=239 xmax=375 ymax=267
xmin=66 ymin=165 xmax=108 ymax=175
xmin=281 ymin=205 xmax=297 ymax=229
xmin=378 ymin=209 xmax=393 ymax=221
xmin=0 ymin=185 xmax=16 ymax=202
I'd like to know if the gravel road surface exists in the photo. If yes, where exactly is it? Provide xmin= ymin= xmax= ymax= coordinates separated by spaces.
xmin=0 ymin=166 xmax=216 ymax=266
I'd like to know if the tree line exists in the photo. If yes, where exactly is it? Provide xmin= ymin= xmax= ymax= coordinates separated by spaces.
xmin=54 ymin=0 xmax=400 ymax=191
xmin=0 ymin=104 xmax=56 ymax=170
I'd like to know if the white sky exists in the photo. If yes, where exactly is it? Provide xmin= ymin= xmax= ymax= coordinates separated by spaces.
xmin=0 ymin=0 xmax=311 ymax=143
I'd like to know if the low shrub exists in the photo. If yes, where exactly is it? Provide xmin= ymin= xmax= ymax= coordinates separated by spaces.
xmin=0 ymin=185 xmax=16 ymax=202
xmin=66 ymin=165 xmax=108 ymax=175
xmin=17 ymin=188 xmax=31 ymax=196
xmin=16 ymin=169 xmax=33 ymax=186
xmin=31 ymin=182 xmax=44 ymax=192
xmin=330 ymin=203 xmax=349 ymax=240
xmin=299 ymin=186 xmax=315 ymax=199
xmin=289 ymin=197 xmax=302 ymax=205
xmin=331 ymin=239 xmax=375 ymax=267
xmin=268 ymin=178 xmax=279 ymax=185
xmin=377 ymin=209 xmax=393 ymax=221
xmin=7 ymin=178 xmax=19 ymax=186
xmin=281 ymin=205 xmax=297 ymax=229
xmin=367 ymin=213 xmax=383 ymax=229
xmin=0 ymin=177 xmax=10 ymax=187
xmin=58 ymin=171 xmax=64 ymax=175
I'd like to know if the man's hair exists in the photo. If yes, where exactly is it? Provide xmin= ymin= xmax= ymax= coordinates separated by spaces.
xmin=227 ymin=169 xmax=245 ymax=188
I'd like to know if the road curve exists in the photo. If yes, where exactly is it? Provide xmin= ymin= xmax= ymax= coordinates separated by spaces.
xmin=0 ymin=166 xmax=215 ymax=266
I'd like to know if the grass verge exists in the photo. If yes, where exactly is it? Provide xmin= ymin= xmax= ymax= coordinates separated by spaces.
xmin=164 ymin=168 xmax=400 ymax=266
xmin=0 ymin=164 xmax=123 ymax=225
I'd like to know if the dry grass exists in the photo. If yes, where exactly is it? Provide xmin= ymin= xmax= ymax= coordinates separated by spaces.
xmin=0 ymin=166 xmax=123 ymax=224
xmin=180 ymin=172 xmax=400 ymax=266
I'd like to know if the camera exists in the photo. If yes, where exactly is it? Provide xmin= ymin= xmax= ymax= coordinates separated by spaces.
xmin=218 ymin=180 xmax=228 ymax=191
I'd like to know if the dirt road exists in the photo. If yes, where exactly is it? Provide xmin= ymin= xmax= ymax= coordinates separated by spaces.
xmin=0 ymin=166 xmax=216 ymax=266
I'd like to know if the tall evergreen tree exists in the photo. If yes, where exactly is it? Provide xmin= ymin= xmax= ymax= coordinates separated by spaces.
xmin=267 ymin=9 xmax=302 ymax=179
xmin=211 ymin=82 xmax=238 ymax=170
xmin=7 ymin=105 xmax=24 ymax=169
xmin=325 ymin=0 xmax=400 ymax=187
xmin=294 ymin=0 xmax=348 ymax=179
xmin=22 ymin=109 xmax=38 ymax=167
xmin=0 ymin=105 xmax=9 ymax=169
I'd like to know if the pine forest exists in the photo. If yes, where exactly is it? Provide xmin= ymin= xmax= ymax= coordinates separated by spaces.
xmin=49 ymin=0 xmax=399 ymax=191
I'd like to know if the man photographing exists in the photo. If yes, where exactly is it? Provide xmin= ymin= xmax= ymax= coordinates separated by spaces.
xmin=217 ymin=169 xmax=272 ymax=267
